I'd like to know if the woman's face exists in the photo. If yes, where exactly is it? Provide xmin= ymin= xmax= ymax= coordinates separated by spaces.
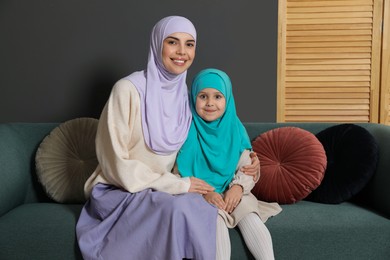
xmin=162 ymin=32 xmax=196 ymax=75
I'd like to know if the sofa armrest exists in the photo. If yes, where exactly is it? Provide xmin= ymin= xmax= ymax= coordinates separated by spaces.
xmin=0 ymin=123 xmax=58 ymax=217
xmin=363 ymin=123 xmax=390 ymax=218
xmin=0 ymin=124 xmax=31 ymax=216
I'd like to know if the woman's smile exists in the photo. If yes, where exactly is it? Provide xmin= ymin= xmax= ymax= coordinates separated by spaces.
xmin=171 ymin=58 xmax=187 ymax=66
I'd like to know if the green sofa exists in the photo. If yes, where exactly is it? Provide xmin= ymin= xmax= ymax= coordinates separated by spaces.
xmin=1 ymin=122 xmax=389 ymax=260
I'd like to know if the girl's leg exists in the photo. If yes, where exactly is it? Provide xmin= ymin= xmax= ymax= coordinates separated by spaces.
xmin=216 ymin=215 xmax=231 ymax=260
xmin=237 ymin=213 xmax=275 ymax=260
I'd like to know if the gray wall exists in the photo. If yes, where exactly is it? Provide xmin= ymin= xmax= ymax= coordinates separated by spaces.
xmin=0 ymin=0 xmax=278 ymax=123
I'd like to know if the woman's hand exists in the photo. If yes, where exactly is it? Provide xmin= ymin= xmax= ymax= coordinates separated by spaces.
xmin=224 ymin=185 xmax=243 ymax=213
xmin=240 ymin=152 xmax=260 ymax=181
xmin=188 ymin=177 xmax=214 ymax=194
xmin=203 ymin=192 xmax=226 ymax=210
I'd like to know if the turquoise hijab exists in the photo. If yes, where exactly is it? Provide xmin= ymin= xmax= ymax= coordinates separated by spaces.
xmin=177 ymin=68 xmax=252 ymax=193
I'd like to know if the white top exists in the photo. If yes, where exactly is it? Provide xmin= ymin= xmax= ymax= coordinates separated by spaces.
xmin=84 ymin=79 xmax=191 ymax=198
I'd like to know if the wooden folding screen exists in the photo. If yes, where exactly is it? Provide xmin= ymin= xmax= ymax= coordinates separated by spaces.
xmin=277 ymin=0 xmax=385 ymax=123
xmin=380 ymin=0 xmax=390 ymax=124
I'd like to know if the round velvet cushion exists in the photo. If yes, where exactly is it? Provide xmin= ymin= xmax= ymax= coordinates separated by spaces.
xmin=252 ymin=127 xmax=327 ymax=204
xmin=305 ymin=124 xmax=379 ymax=204
xmin=35 ymin=118 xmax=99 ymax=203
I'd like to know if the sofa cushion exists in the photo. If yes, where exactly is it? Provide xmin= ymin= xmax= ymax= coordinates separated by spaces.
xmin=267 ymin=201 xmax=390 ymax=259
xmin=306 ymin=124 xmax=379 ymax=204
xmin=0 ymin=203 xmax=83 ymax=260
xmin=251 ymin=127 xmax=327 ymax=204
xmin=35 ymin=118 xmax=99 ymax=203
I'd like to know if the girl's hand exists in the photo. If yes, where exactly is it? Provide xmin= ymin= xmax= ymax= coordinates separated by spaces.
xmin=188 ymin=177 xmax=214 ymax=194
xmin=203 ymin=192 xmax=226 ymax=210
xmin=224 ymin=185 xmax=243 ymax=213
xmin=240 ymin=152 xmax=260 ymax=181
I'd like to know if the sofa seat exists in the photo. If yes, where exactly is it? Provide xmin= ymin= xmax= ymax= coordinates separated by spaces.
xmin=2 ymin=201 xmax=389 ymax=260
xmin=267 ymin=201 xmax=390 ymax=260
xmin=0 ymin=203 xmax=83 ymax=260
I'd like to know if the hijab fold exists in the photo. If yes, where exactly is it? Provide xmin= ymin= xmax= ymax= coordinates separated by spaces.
xmin=125 ymin=16 xmax=196 ymax=155
xmin=177 ymin=69 xmax=252 ymax=193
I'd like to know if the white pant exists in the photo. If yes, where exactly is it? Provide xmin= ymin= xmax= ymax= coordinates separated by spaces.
xmin=216 ymin=213 xmax=275 ymax=260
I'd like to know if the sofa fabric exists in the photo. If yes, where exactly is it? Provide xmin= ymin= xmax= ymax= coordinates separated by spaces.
xmin=1 ymin=122 xmax=390 ymax=260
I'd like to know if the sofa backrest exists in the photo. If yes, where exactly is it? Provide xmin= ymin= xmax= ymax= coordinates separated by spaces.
xmin=1 ymin=122 xmax=389 ymax=219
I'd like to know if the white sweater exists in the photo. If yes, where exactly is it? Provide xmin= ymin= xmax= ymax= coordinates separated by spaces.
xmin=84 ymin=79 xmax=191 ymax=198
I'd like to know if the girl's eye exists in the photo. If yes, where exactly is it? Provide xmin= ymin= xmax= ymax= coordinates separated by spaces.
xmin=198 ymin=94 xmax=206 ymax=99
xmin=216 ymin=95 xmax=223 ymax=99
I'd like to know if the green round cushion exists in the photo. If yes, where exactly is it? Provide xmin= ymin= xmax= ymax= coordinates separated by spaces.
xmin=35 ymin=118 xmax=99 ymax=203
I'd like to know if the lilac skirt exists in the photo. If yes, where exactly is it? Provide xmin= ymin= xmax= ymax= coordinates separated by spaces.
xmin=76 ymin=184 xmax=217 ymax=260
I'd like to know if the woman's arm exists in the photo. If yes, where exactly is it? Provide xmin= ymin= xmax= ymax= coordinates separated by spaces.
xmin=240 ymin=152 xmax=260 ymax=181
xmin=233 ymin=150 xmax=260 ymax=193
xmin=91 ymin=80 xmax=192 ymax=195
xmin=172 ymin=163 xmax=214 ymax=194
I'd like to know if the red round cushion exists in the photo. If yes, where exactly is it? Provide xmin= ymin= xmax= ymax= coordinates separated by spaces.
xmin=252 ymin=127 xmax=327 ymax=204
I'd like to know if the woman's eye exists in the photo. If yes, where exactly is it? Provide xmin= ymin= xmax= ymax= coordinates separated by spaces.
xmin=165 ymin=39 xmax=177 ymax=45
xmin=186 ymin=40 xmax=195 ymax=47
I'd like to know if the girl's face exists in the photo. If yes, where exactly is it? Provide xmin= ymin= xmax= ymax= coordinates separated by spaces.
xmin=195 ymin=88 xmax=226 ymax=122
xmin=162 ymin=32 xmax=196 ymax=75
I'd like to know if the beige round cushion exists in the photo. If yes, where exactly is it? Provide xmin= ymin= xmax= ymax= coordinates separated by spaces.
xmin=35 ymin=117 xmax=99 ymax=203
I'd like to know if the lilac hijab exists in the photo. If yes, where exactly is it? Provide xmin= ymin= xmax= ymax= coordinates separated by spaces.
xmin=125 ymin=16 xmax=196 ymax=155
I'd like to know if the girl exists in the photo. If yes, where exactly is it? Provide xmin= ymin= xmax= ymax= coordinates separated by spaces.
xmin=176 ymin=68 xmax=282 ymax=260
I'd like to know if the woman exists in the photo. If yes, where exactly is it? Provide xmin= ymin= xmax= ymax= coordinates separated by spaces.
xmin=76 ymin=16 xmax=259 ymax=260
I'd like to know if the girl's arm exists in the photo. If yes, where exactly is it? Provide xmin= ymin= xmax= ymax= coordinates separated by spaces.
xmin=224 ymin=150 xmax=259 ymax=213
